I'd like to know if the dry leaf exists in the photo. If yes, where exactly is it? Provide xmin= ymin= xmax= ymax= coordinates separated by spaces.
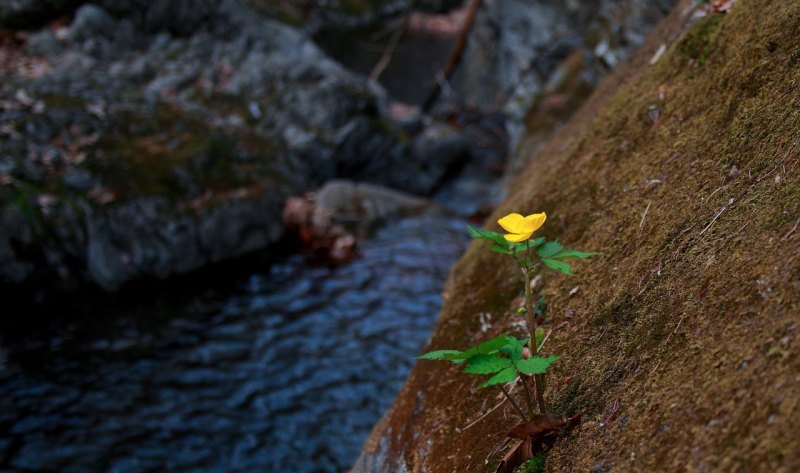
xmin=495 ymin=413 xmax=582 ymax=473
xmin=506 ymin=413 xmax=581 ymax=442
xmin=495 ymin=438 xmax=532 ymax=473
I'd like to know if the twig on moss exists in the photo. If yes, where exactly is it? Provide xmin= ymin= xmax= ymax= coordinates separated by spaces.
xmin=484 ymin=438 xmax=512 ymax=466
xmin=639 ymin=200 xmax=652 ymax=231
xmin=699 ymin=197 xmax=735 ymax=236
xmin=538 ymin=329 xmax=553 ymax=350
xmin=780 ymin=217 xmax=800 ymax=241
xmin=664 ymin=314 xmax=685 ymax=345
xmin=462 ymin=379 xmax=524 ymax=431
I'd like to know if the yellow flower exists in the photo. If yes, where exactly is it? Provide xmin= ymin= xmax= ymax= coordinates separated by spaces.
xmin=498 ymin=212 xmax=547 ymax=242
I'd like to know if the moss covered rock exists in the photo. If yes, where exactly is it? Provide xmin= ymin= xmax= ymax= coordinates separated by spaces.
xmin=354 ymin=1 xmax=800 ymax=471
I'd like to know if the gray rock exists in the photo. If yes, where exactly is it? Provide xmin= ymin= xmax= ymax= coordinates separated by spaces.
xmin=313 ymin=180 xmax=430 ymax=229
xmin=62 ymin=168 xmax=95 ymax=192
xmin=85 ymin=193 xmax=285 ymax=291
xmin=100 ymin=0 xmax=220 ymax=36
xmin=26 ymin=30 xmax=64 ymax=57
xmin=69 ymin=4 xmax=116 ymax=44
xmin=452 ymin=0 xmax=677 ymax=152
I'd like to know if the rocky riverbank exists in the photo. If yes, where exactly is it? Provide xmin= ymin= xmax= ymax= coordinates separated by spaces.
xmin=0 ymin=0 xmax=473 ymax=298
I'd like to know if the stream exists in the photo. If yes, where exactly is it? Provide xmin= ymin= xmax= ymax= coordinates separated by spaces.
xmin=0 ymin=211 xmax=477 ymax=472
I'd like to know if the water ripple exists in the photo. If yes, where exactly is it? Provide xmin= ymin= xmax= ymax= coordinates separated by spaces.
xmin=0 ymin=215 xmax=469 ymax=472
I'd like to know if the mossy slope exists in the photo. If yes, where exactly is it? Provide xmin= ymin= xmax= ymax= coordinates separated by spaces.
xmin=354 ymin=0 xmax=800 ymax=471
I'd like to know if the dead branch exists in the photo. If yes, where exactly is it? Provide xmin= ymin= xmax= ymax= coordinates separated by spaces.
xmin=422 ymin=0 xmax=482 ymax=112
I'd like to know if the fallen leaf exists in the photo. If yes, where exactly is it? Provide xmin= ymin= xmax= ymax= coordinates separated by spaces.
xmin=495 ymin=438 xmax=532 ymax=473
xmin=506 ymin=413 xmax=581 ymax=442
xmin=495 ymin=413 xmax=582 ymax=472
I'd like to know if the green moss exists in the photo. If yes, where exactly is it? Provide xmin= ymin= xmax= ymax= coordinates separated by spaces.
xmin=359 ymin=1 xmax=800 ymax=472
xmin=677 ymin=14 xmax=723 ymax=63
xmin=514 ymin=455 xmax=546 ymax=473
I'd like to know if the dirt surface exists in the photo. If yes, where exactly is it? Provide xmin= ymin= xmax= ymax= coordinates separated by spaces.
xmin=352 ymin=0 xmax=800 ymax=471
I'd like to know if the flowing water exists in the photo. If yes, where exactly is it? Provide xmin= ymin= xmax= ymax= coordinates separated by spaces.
xmin=0 ymin=214 xmax=471 ymax=472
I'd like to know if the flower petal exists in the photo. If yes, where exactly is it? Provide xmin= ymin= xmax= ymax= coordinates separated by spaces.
xmin=504 ymin=231 xmax=534 ymax=242
xmin=498 ymin=213 xmax=527 ymax=233
xmin=523 ymin=212 xmax=547 ymax=233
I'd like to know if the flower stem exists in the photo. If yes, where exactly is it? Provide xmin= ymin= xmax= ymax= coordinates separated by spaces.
xmin=519 ymin=374 xmax=537 ymax=419
xmin=524 ymin=240 xmax=547 ymax=413
xmin=500 ymin=384 xmax=528 ymax=422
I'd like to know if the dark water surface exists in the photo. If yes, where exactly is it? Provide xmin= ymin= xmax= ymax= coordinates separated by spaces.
xmin=0 ymin=215 xmax=470 ymax=472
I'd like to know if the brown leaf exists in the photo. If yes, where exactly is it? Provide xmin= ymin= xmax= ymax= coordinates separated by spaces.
xmin=506 ymin=413 xmax=579 ymax=441
xmin=494 ymin=438 xmax=532 ymax=473
xmin=495 ymin=413 xmax=582 ymax=473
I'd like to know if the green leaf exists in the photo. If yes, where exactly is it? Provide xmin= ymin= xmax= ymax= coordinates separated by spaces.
xmin=463 ymin=354 xmax=513 ymax=374
xmin=508 ymin=237 xmax=545 ymax=254
xmin=473 ymin=335 xmax=515 ymax=355
xmin=449 ymin=335 xmax=514 ymax=361
xmin=515 ymin=355 xmax=559 ymax=374
xmin=467 ymin=225 xmax=509 ymax=246
xmin=542 ymin=258 xmax=573 ymax=276
xmin=478 ymin=366 xmax=517 ymax=388
xmin=419 ymin=349 xmax=462 ymax=360
xmin=551 ymin=249 xmax=598 ymax=259
xmin=490 ymin=244 xmax=512 ymax=254
xmin=499 ymin=337 xmax=525 ymax=361
xmin=535 ymin=327 xmax=545 ymax=351
xmin=537 ymin=241 xmax=564 ymax=259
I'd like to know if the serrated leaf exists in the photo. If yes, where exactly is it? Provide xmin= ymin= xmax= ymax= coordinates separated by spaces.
xmin=475 ymin=335 xmax=515 ymax=354
xmin=478 ymin=366 xmax=517 ymax=388
xmin=499 ymin=337 xmax=525 ymax=361
xmin=515 ymin=355 xmax=559 ymax=374
xmin=490 ymin=244 xmax=512 ymax=254
xmin=537 ymin=241 xmax=564 ymax=259
xmin=551 ymin=249 xmax=598 ymax=259
xmin=419 ymin=349 xmax=462 ymax=360
xmin=535 ymin=327 xmax=545 ymax=350
xmin=450 ymin=335 xmax=514 ymax=361
xmin=463 ymin=354 xmax=513 ymax=374
xmin=543 ymin=258 xmax=573 ymax=276
xmin=467 ymin=225 xmax=509 ymax=246
xmin=509 ymin=237 xmax=546 ymax=254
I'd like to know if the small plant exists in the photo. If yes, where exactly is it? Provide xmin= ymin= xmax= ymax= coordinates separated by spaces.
xmin=514 ymin=454 xmax=546 ymax=473
xmin=421 ymin=212 xmax=595 ymax=421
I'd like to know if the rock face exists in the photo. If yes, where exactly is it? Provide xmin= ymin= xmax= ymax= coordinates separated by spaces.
xmin=0 ymin=0 xmax=469 ymax=296
xmin=354 ymin=1 xmax=800 ymax=471
xmin=452 ymin=0 xmax=676 ymax=151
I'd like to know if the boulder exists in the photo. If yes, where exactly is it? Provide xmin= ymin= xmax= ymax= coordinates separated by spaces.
xmin=354 ymin=1 xmax=800 ymax=471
